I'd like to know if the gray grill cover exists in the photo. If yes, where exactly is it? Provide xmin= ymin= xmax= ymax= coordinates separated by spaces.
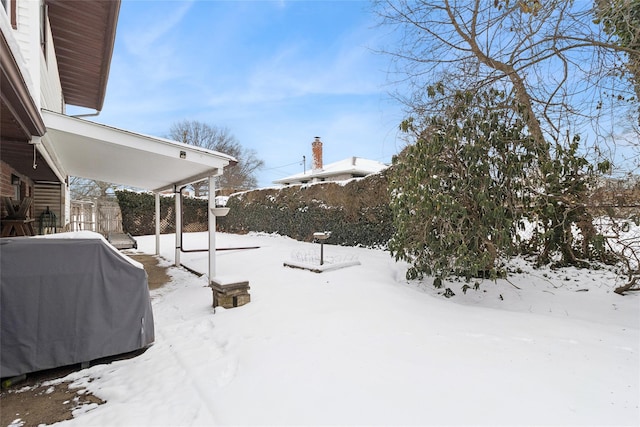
xmin=1 ymin=237 xmax=155 ymax=377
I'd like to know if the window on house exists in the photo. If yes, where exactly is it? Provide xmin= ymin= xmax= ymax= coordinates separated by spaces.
xmin=1 ymin=0 xmax=16 ymax=28
xmin=11 ymin=174 xmax=20 ymax=200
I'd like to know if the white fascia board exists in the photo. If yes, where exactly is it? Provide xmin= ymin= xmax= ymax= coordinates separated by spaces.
xmin=41 ymin=110 xmax=237 ymax=192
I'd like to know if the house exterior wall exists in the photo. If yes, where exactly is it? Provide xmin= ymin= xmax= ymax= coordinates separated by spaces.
xmin=289 ymin=172 xmax=359 ymax=185
xmin=1 ymin=0 xmax=68 ymax=230
xmin=324 ymin=173 xmax=353 ymax=182
xmin=0 ymin=159 xmax=35 ymax=219
xmin=7 ymin=1 xmax=89 ymax=115
xmin=33 ymin=182 xmax=63 ymax=232
xmin=40 ymin=20 xmax=63 ymax=112
xmin=12 ymin=0 xmax=41 ymax=108
xmin=0 ymin=160 xmax=19 ymax=218
xmin=4 ymin=0 xmax=63 ymax=116
xmin=38 ymin=6 xmax=71 ymax=227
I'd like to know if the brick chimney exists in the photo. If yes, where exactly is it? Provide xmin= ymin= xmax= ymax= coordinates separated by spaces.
xmin=312 ymin=136 xmax=323 ymax=171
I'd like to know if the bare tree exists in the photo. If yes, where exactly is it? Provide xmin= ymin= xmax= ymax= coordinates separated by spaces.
xmin=595 ymin=0 xmax=640 ymax=104
xmin=168 ymin=120 xmax=264 ymax=195
xmin=70 ymin=177 xmax=115 ymax=200
xmin=376 ymin=0 xmax=640 ymax=287
xmin=374 ymin=0 xmax=639 ymax=170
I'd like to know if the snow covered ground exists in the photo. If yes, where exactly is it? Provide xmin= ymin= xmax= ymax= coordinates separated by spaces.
xmin=52 ymin=232 xmax=638 ymax=426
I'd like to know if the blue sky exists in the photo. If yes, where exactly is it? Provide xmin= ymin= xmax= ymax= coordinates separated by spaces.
xmin=81 ymin=0 xmax=406 ymax=187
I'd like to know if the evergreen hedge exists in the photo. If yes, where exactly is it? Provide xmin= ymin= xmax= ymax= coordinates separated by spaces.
xmin=116 ymin=191 xmax=209 ymax=236
xmin=220 ymin=171 xmax=393 ymax=248
xmin=116 ymin=172 xmax=393 ymax=248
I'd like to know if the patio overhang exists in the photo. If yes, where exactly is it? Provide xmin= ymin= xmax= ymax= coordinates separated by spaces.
xmin=40 ymin=110 xmax=236 ymax=192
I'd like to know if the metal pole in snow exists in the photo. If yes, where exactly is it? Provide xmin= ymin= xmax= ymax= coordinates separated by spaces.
xmin=155 ymin=192 xmax=160 ymax=256
xmin=313 ymin=232 xmax=330 ymax=266
xmin=175 ymin=186 xmax=181 ymax=267
xmin=208 ymin=175 xmax=216 ymax=282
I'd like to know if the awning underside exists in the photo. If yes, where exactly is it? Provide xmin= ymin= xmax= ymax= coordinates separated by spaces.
xmin=41 ymin=110 xmax=235 ymax=192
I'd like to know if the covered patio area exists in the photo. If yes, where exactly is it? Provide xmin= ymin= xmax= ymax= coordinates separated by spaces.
xmin=40 ymin=109 xmax=237 ymax=282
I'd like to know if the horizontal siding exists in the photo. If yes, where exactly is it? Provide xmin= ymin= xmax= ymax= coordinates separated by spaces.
xmin=40 ymin=22 xmax=63 ymax=111
xmin=33 ymin=182 xmax=62 ymax=233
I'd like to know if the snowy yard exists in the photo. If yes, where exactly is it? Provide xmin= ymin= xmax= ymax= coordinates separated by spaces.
xmin=53 ymin=232 xmax=638 ymax=426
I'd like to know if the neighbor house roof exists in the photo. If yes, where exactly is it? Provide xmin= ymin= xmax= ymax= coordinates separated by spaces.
xmin=273 ymin=157 xmax=388 ymax=185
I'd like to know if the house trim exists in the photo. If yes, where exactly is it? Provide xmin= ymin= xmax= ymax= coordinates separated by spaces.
xmin=45 ymin=0 xmax=120 ymax=110
xmin=0 ymin=28 xmax=46 ymax=139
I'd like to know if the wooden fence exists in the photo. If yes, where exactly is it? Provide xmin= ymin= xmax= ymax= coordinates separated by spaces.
xmin=69 ymin=199 xmax=123 ymax=235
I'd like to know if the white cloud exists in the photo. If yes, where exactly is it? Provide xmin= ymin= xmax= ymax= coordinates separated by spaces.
xmin=205 ymin=37 xmax=387 ymax=109
xmin=122 ymin=1 xmax=194 ymax=55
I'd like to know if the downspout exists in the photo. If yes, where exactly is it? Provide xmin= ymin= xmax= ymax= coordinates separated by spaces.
xmin=71 ymin=110 xmax=101 ymax=118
